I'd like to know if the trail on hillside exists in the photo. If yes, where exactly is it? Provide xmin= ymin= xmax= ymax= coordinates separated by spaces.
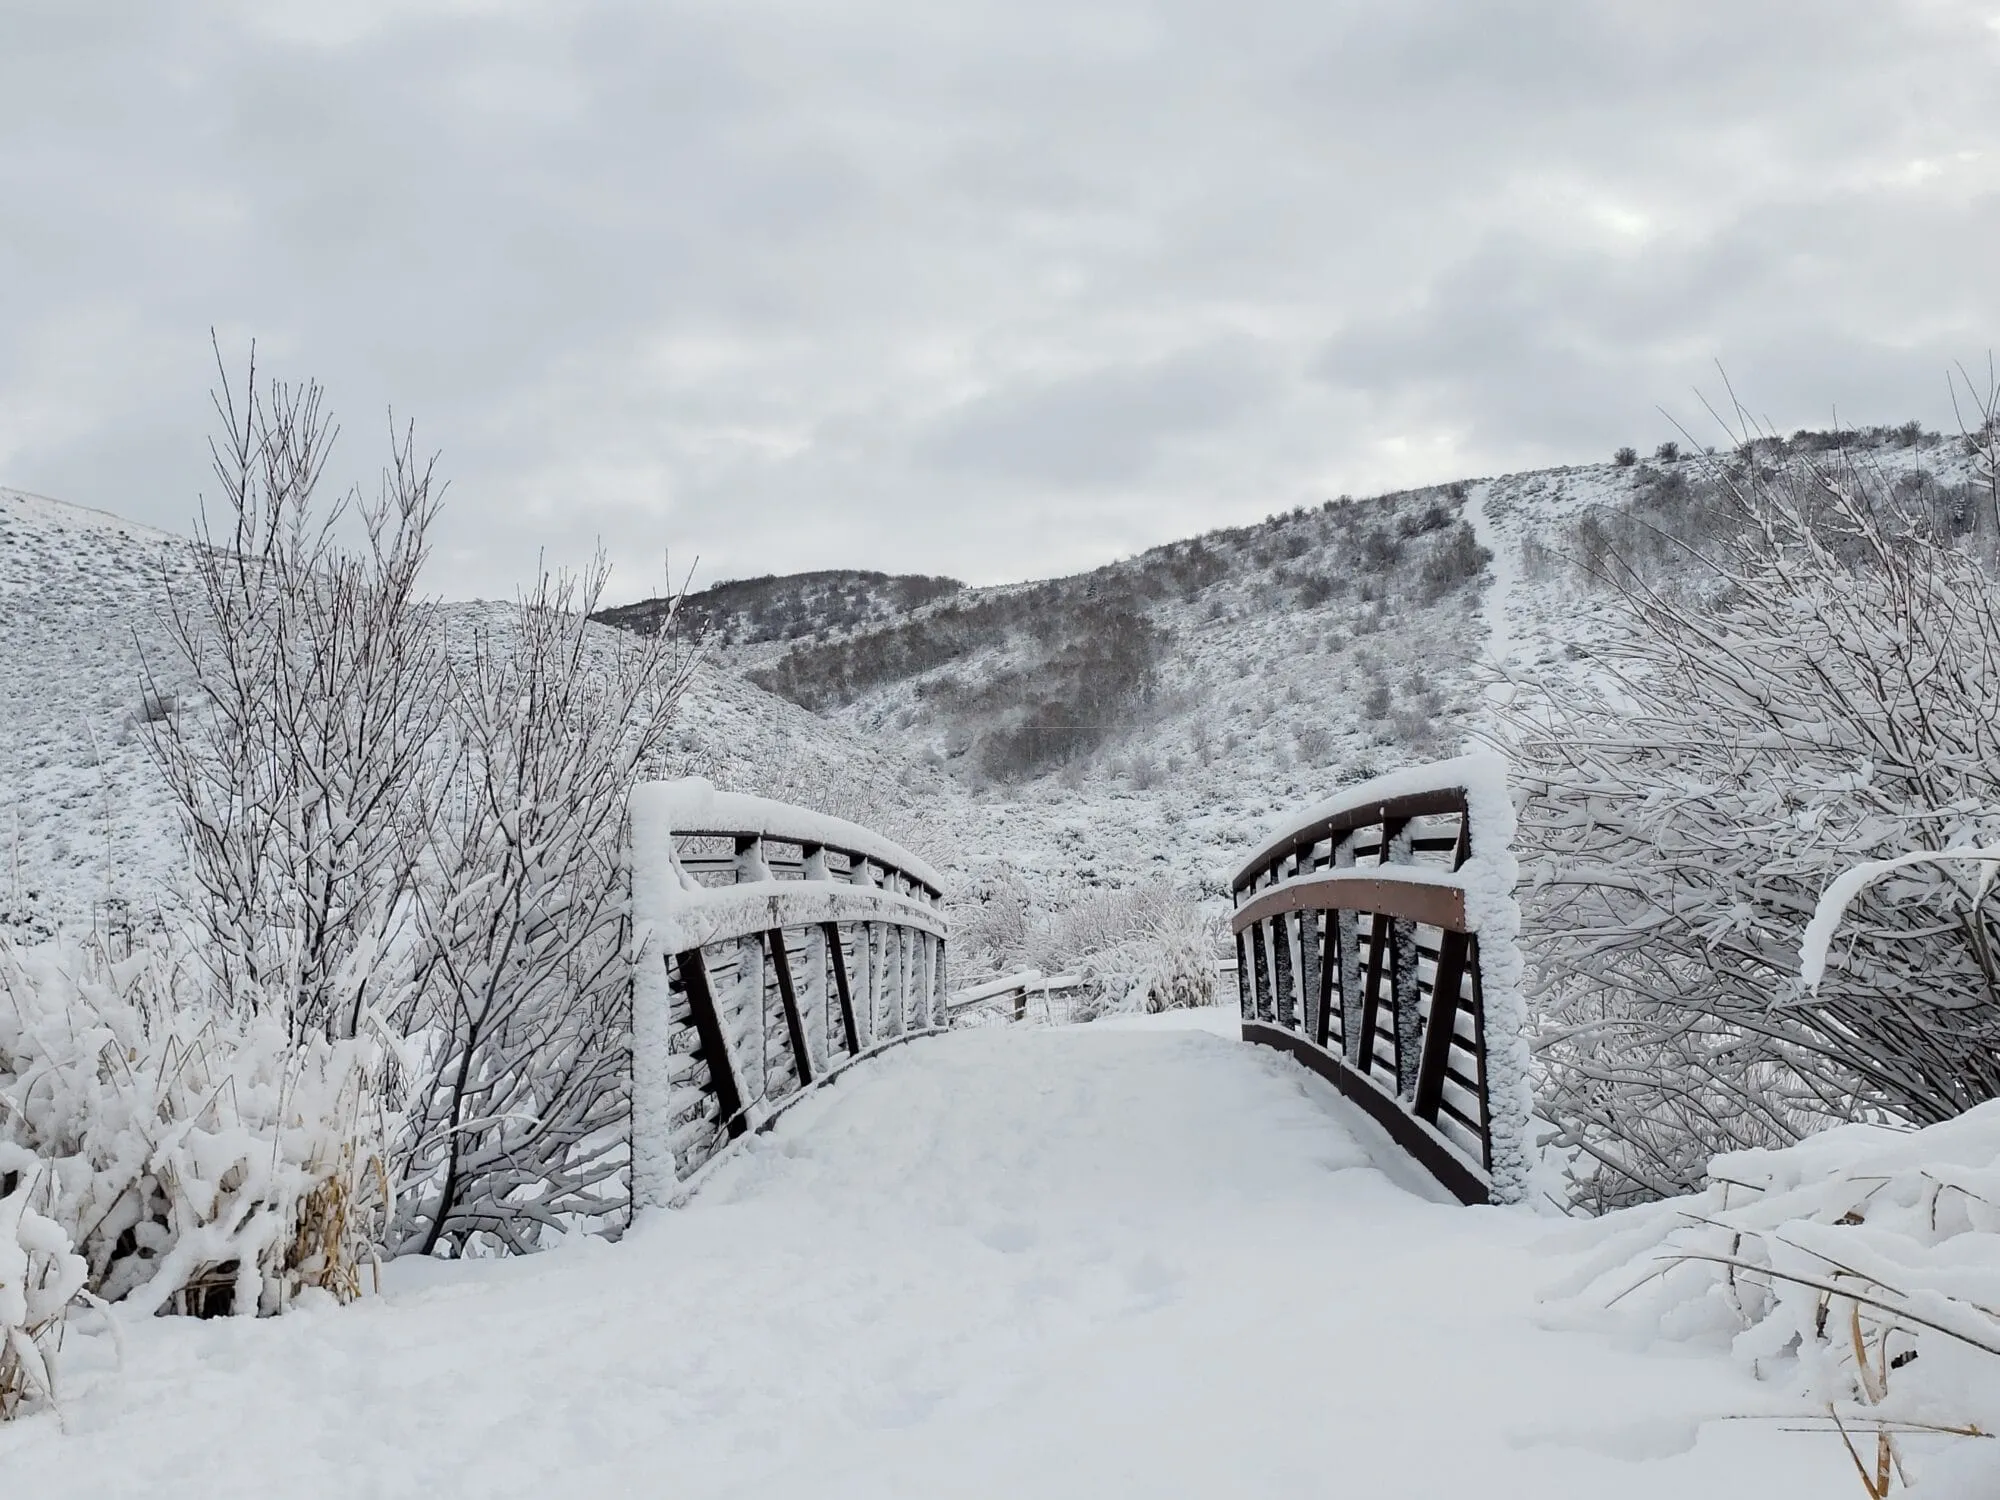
xmin=2 ymin=1013 xmax=1846 ymax=1499
xmin=1468 ymin=476 xmax=1519 ymax=728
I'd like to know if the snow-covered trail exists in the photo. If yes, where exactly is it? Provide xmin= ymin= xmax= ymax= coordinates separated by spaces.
xmin=5 ymin=1014 xmax=1842 ymax=1498
xmin=1466 ymin=476 xmax=1522 ymax=732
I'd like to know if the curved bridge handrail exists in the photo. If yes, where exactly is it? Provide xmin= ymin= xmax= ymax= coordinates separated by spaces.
xmin=1234 ymin=751 xmax=1505 ymax=892
xmin=1230 ymin=753 xmax=1531 ymax=1206
xmin=629 ymin=781 xmax=950 ymax=1209
xmin=631 ymin=779 xmax=944 ymax=901
xmin=649 ymin=879 xmax=947 ymax=957
xmin=1234 ymin=866 xmax=1470 ymax=932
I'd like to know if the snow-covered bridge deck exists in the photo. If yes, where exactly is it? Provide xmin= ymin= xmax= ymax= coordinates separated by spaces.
xmin=3 ymin=1012 xmax=1840 ymax=1497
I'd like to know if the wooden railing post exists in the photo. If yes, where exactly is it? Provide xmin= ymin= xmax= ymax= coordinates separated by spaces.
xmin=1250 ymin=920 xmax=1273 ymax=1022
xmin=1335 ymin=836 xmax=1363 ymax=1068
xmin=1297 ymin=847 xmax=1324 ymax=1043
xmin=1271 ymin=909 xmax=1296 ymax=1031
xmin=1234 ymin=930 xmax=1250 ymax=1020
xmin=1411 ymin=929 xmax=1468 ymax=1124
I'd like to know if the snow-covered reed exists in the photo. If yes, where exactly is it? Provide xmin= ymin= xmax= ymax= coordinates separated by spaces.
xmin=1547 ymin=1105 xmax=2000 ymax=1493
xmin=0 ymin=1169 xmax=88 ymax=1418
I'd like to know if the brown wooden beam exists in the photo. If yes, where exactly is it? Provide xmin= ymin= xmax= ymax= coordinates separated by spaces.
xmin=674 ymin=948 xmax=746 ymax=1138
xmin=765 ymin=927 xmax=814 ymax=1088
xmin=1411 ymin=928 xmax=1469 ymax=1124
xmin=822 ymin=920 xmax=861 ymax=1056
xmin=1230 ymin=872 xmax=1468 ymax=934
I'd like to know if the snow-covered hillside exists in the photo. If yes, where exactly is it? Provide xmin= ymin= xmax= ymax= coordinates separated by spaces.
xmin=0 ymin=488 xmax=971 ymax=942
xmin=0 ymin=489 xmax=192 ymax=941
xmin=607 ymin=430 xmax=1990 ymax=939
xmin=7 ymin=427 xmax=1982 ymax=946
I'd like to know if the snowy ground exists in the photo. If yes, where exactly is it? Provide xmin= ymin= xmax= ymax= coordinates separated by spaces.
xmin=3 ymin=1012 xmax=1862 ymax=1498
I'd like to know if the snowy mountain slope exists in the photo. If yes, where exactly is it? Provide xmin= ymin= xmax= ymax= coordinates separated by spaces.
xmin=0 ymin=488 xmax=194 ymax=940
xmin=621 ymin=488 xmax=1501 ymax=920
xmin=5 ymin=425 xmax=1982 ymax=945
xmin=0 ymin=489 xmax=969 ymax=941
xmin=586 ymin=426 xmax=1993 ymax=950
xmin=594 ymin=567 xmax=963 ymax=647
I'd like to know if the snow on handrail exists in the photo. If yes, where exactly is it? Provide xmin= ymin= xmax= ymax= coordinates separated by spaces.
xmin=642 ymin=878 xmax=944 ymax=960
xmin=1234 ymin=751 xmax=1512 ymax=893
xmin=630 ymin=779 xmax=944 ymax=896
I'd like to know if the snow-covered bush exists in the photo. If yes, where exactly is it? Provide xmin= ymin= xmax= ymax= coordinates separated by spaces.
xmin=1547 ymin=1106 xmax=2000 ymax=1494
xmin=0 ymin=1170 xmax=88 ymax=1419
xmin=1504 ymin=430 xmax=2000 ymax=1209
xmin=140 ymin=352 xmax=697 ymax=1261
xmin=0 ymin=935 xmax=391 ymax=1323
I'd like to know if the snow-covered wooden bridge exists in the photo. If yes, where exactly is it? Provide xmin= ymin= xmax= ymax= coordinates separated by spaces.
xmin=628 ymin=754 xmax=1533 ymax=1212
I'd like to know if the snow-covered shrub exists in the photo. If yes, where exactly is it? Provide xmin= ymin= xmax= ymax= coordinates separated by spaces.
xmin=142 ymin=353 xmax=696 ymax=1261
xmin=0 ymin=1170 xmax=88 ymax=1419
xmin=1547 ymin=1106 xmax=2000 ymax=1493
xmin=961 ymin=879 xmax=1219 ymax=1021
xmin=394 ymin=559 xmax=694 ymax=1256
xmin=1505 ymin=431 xmax=2000 ymax=1209
xmin=0 ymin=935 xmax=391 ymax=1321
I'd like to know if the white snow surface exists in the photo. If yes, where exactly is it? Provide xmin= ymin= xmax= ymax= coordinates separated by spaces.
xmin=4 ymin=1014 xmax=1861 ymax=1497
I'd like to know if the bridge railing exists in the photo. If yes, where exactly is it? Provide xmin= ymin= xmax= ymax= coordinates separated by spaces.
xmin=1231 ymin=753 xmax=1531 ymax=1204
xmin=946 ymin=969 xmax=1086 ymax=1026
xmin=628 ymin=781 xmax=948 ymax=1206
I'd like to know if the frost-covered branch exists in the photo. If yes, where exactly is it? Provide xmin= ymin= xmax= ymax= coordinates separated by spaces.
xmin=1504 ymin=415 xmax=2000 ymax=1209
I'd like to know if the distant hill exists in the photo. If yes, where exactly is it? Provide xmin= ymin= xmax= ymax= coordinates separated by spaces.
xmin=8 ymin=418 xmax=1982 ymax=939
xmin=593 ymin=569 xmax=962 ymax=646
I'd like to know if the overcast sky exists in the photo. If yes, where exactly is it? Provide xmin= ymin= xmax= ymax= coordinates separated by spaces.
xmin=4 ymin=1 xmax=1999 ymax=602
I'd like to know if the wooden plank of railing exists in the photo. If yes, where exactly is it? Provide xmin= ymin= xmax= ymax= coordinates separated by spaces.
xmin=1272 ymin=894 xmax=1296 ymax=1030
xmin=1411 ymin=927 xmax=1467 ymax=1124
xmin=1234 ymin=873 xmax=1467 ymax=932
xmin=1356 ymin=908 xmax=1387 ymax=1080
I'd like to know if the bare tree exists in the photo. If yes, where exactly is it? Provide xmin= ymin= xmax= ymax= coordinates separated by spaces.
xmin=393 ymin=560 xmax=694 ymax=1255
xmin=144 ymin=340 xmax=445 ymax=1041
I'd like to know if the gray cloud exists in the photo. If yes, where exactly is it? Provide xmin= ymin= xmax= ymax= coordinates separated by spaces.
xmin=3 ymin=0 xmax=1998 ymax=600
xmin=917 ymin=341 xmax=1275 ymax=485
